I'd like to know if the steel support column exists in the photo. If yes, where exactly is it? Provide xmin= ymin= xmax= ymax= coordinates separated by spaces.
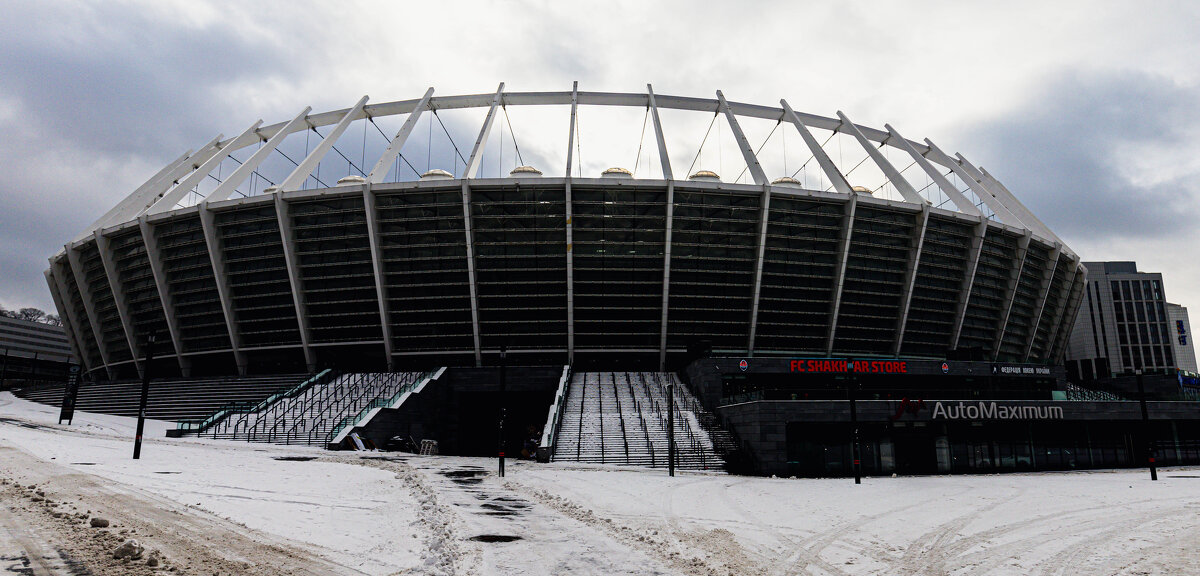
xmin=138 ymin=216 xmax=190 ymax=376
xmin=280 ymin=96 xmax=369 ymax=192
xmin=951 ymin=217 xmax=989 ymax=350
xmin=204 ymin=106 xmax=312 ymax=204
xmin=993 ymin=230 xmax=1032 ymax=359
xmin=273 ymin=194 xmax=315 ymax=372
xmin=893 ymin=204 xmax=930 ymax=356
xmin=836 ymin=111 xmax=926 ymax=205
xmin=65 ymin=245 xmax=114 ymax=379
xmin=49 ymin=260 xmax=95 ymax=373
xmin=44 ymin=269 xmax=88 ymax=372
xmin=781 ymin=100 xmax=853 ymax=195
xmin=146 ymin=122 xmax=262 ymax=215
xmin=198 ymin=204 xmax=246 ymax=374
xmin=975 ymin=163 xmax=1064 ymax=247
xmin=361 ymin=183 xmax=394 ymax=370
xmin=825 ymin=194 xmax=858 ymax=356
xmin=565 ymin=82 xmax=578 ymax=364
xmin=747 ymin=184 xmax=771 ymax=356
xmin=461 ymin=181 xmax=482 ymax=366
xmin=924 ymin=139 xmax=1021 ymax=227
xmin=717 ymin=91 xmax=768 ymax=186
xmin=649 ymin=85 xmax=675 ymax=370
xmin=1023 ymin=245 xmax=1063 ymax=362
xmin=93 ymin=231 xmax=143 ymax=376
xmin=1047 ymin=262 xmax=1086 ymax=363
xmin=367 ymin=88 xmax=433 ymax=184
xmin=464 ymin=84 xmax=505 ymax=179
xmin=885 ymin=124 xmax=981 ymax=216
xmin=83 ymin=146 xmax=200 ymax=239
xmin=459 ymin=85 xmax=504 ymax=365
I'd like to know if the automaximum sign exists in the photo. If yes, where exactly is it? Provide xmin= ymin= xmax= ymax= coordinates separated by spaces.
xmin=892 ymin=399 xmax=1064 ymax=421
xmin=931 ymin=401 xmax=1063 ymax=420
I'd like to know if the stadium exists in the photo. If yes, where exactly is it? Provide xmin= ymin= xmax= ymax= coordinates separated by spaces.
xmin=32 ymin=85 xmax=1198 ymax=477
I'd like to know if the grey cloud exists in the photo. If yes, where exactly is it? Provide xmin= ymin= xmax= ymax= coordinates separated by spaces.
xmin=0 ymin=3 xmax=302 ymax=311
xmin=961 ymin=70 xmax=1200 ymax=243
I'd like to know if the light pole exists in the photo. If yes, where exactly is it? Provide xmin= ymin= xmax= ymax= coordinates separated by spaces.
xmin=848 ymin=373 xmax=861 ymax=484
xmin=133 ymin=334 xmax=155 ymax=459
xmin=498 ymin=345 xmax=506 ymax=478
xmin=1136 ymin=369 xmax=1157 ymax=481
xmin=667 ymin=379 xmax=675 ymax=477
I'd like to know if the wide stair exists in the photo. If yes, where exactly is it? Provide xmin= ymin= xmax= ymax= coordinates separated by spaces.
xmin=11 ymin=374 xmax=307 ymax=422
xmin=551 ymin=372 xmax=732 ymax=471
xmin=201 ymin=371 xmax=433 ymax=446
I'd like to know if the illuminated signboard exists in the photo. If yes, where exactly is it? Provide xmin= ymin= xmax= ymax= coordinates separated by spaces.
xmin=1178 ymin=320 xmax=1188 ymax=336
xmin=789 ymin=359 xmax=908 ymax=374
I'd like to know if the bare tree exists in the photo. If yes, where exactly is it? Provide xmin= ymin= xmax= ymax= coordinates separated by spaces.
xmin=17 ymin=307 xmax=46 ymax=323
xmin=44 ymin=314 xmax=63 ymax=326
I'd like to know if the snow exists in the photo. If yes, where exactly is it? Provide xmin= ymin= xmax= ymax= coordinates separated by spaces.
xmin=4 ymin=390 xmax=1200 ymax=575
xmin=0 ymin=392 xmax=423 ymax=574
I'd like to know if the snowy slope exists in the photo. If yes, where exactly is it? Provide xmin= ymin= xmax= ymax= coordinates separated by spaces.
xmin=3 ymin=391 xmax=1200 ymax=575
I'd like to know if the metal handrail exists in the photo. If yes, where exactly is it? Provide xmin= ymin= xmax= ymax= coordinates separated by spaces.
xmin=613 ymin=375 xmax=630 ymax=463
xmin=538 ymin=365 xmax=571 ymax=456
xmin=179 ymin=370 xmax=333 ymax=434
xmin=325 ymin=370 xmax=432 ymax=445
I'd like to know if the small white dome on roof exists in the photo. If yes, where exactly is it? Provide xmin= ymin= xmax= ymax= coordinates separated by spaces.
xmin=688 ymin=170 xmax=720 ymax=182
xmin=509 ymin=165 xmax=543 ymax=177
xmin=851 ymin=185 xmax=873 ymax=195
xmin=337 ymin=175 xmax=366 ymax=185
xmin=601 ymin=167 xmax=633 ymax=179
xmin=263 ymin=186 xmax=279 ymax=194
xmin=771 ymin=176 xmax=802 ymax=188
xmin=420 ymin=169 xmax=454 ymax=181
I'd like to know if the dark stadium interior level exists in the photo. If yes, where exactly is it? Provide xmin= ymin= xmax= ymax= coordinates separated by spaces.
xmin=719 ymin=372 xmax=1059 ymax=403
xmin=785 ymin=420 xmax=1198 ymax=477
xmin=359 ymin=366 xmax=559 ymax=457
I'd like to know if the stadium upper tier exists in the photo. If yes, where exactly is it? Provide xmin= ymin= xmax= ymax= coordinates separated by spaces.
xmin=46 ymin=85 xmax=1086 ymax=379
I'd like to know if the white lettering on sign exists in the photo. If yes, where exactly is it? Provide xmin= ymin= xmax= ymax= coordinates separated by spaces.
xmin=931 ymin=401 xmax=1064 ymax=420
xmin=996 ymin=366 xmax=1052 ymax=375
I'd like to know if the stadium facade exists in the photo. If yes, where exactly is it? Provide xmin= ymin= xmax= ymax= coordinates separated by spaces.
xmin=45 ymin=86 xmax=1087 ymax=382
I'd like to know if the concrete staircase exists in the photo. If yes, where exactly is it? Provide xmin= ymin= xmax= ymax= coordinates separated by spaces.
xmin=11 ymin=374 xmax=307 ymax=422
xmin=552 ymin=372 xmax=728 ymax=471
xmin=203 ymin=372 xmax=430 ymax=446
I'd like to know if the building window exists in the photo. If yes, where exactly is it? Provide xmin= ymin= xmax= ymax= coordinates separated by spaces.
xmin=1133 ymin=281 xmax=1144 ymax=300
xmin=1112 ymin=280 xmax=1122 ymax=300
xmin=1122 ymin=281 xmax=1132 ymax=301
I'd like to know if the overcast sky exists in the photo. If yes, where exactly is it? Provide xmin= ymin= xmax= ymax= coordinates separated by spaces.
xmin=3 ymin=1 xmax=1199 ymax=322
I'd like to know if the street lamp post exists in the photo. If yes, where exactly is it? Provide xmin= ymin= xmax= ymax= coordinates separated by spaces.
xmin=1136 ymin=369 xmax=1157 ymax=481
xmin=498 ymin=345 xmax=506 ymax=478
xmin=849 ymin=374 xmax=861 ymax=484
xmin=668 ymin=379 xmax=676 ymax=477
xmin=133 ymin=334 xmax=156 ymax=459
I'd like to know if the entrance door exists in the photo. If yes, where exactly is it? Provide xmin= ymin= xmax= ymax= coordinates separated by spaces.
xmin=891 ymin=425 xmax=938 ymax=475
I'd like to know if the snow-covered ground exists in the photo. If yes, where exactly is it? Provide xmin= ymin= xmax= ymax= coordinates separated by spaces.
xmin=2 ymin=390 xmax=1200 ymax=575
